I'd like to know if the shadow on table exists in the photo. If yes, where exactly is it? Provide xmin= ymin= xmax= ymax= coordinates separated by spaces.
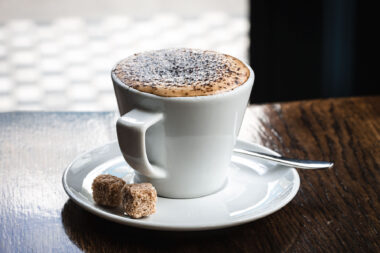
xmin=61 ymin=200 xmax=300 ymax=252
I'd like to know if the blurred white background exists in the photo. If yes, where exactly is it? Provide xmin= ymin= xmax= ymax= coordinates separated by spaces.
xmin=0 ymin=0 xmax=249 ymax=111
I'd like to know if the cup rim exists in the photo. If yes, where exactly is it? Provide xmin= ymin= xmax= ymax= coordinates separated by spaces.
xmin=111 ymin=50 xmax=255 ymax=101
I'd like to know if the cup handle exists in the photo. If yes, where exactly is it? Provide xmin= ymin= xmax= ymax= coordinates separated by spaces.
xmin=116 ymin=108 xmax=166 ymax=179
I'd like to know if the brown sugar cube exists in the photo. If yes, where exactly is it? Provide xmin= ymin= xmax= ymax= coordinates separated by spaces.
xmin=122 ymin=183 xmax=157 ymax=219
xmin=92 ymin=174 xmax=126 ymax=207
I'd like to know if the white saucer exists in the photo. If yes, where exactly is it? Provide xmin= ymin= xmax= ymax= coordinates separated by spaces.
xmin=62 ymin=140 xmax=300 ymax=231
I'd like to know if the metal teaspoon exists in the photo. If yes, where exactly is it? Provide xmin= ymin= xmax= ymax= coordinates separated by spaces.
xmin=233 ymin=148 xmax=334 ymax=169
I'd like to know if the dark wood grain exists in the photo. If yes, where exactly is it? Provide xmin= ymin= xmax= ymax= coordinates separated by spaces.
xmin=0 ymin=96 xmax=379 ymax=252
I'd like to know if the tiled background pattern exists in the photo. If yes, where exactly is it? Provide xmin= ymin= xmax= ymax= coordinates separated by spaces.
xmin=0 ymin=13 xmax=249 ymax=111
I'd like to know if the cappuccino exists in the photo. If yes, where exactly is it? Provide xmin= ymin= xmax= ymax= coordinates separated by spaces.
xmin=113 ymin=48 xmax=250 ymax=97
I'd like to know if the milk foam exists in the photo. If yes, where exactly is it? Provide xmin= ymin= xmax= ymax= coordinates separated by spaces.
xmin=113 ymin=48 xmax=250 ymax=97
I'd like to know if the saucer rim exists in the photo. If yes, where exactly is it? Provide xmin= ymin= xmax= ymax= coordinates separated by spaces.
xmin=62 ymin=140 xmax=300 ymax=231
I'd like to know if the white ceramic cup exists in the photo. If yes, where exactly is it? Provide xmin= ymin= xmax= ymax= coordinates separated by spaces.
xmin=112 ymin=59 xmax=254 ymax=198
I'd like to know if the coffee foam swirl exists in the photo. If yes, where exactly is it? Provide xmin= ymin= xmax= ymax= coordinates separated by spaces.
xmin=113 ymin=48 xmax=250 ymax=97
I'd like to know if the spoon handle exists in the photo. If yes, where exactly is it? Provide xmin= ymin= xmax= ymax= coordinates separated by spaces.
xmin=233 ymin=148 xmax=334 ymax=169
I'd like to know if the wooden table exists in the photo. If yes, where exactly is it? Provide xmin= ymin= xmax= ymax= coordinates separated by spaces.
xmin=0 ymin=96 xmax=379 ymax=252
